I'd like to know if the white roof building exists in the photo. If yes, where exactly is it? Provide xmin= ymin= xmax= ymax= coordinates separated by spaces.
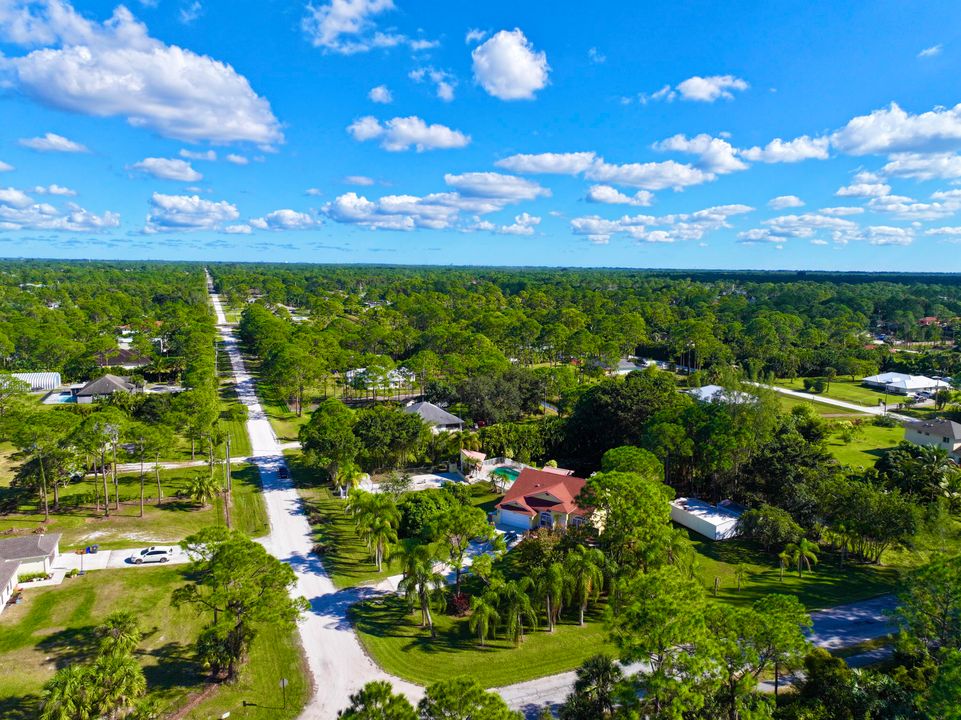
xmin=670 ymin=497 xmax=744 ymax=541
xmin=687 ymin=384 xmax=757 ymax=404
xmin=862 ymin=372 xmax=950 ymax=395
xmin=11 ymin=372 xmax=62 ymax=392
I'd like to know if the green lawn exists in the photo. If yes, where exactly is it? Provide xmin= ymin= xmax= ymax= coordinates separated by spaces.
xmin=219 ymin=386 xmax=253 ymax=458
xmin=688 ymin=533 xmax=899 ymax=609
xmin=352 ymin=593 xmax=614 ymax=688
xmin=776 ymin=377 xmax=894 ymax=408
xmin=824 ymin=423 xmax=905 ymax=468
xmin=0 ymin=565 xmax=307 ymax=720
xmin=776 ymin=394 xmax=868 ymax=417
xmin=287 ymin=452 xmax=501 ymax=589
xmin=0 ymin=464 xmax=268 ymax=551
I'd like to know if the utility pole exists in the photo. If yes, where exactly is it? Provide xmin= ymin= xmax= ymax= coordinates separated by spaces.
xmin=224 ymin=435 xmax=232 ymax=529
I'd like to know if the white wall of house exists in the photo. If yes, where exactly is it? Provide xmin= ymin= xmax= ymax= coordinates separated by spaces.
xmin=0 ymin=567 xmax=19 ymax=615
xmin=906 ymin=426 xmax=961 ymax=454
xmin=16 ymin=557 xmax=50 ymax=575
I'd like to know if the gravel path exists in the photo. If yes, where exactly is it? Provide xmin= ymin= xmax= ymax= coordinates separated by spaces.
xmin=207 ymin=273 xmax=423 ymax=718
xmin=753 ymin=383 xmax=912 ymax=422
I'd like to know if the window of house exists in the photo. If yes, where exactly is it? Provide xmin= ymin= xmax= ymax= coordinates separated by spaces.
xmin=539 ymin=512 xmax=553 ymax=527
xmin=572 ymin=516 xmax=584 ymax=527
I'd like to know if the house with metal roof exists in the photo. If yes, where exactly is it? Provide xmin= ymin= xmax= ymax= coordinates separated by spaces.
xmin=670 ymin=497 xmax=743 ymax=541
xmin=862 ymin=372 xmax=950 ymax=395
xmin=403 ymin=401 xmax=464 ymax=433
xmin=10 ymin=372 xmax=61 ymax=392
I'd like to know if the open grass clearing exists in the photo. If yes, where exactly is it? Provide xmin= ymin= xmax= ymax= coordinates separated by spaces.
xmin=0 ymin=565 xmax=308 ymax=720
xmin=823 ymin=422 xmax=904 ymax=469
xmin=776 ymin=394 xmax=868 ymax=418
xmin=775 ymin=377 xmax=900 ymax=408
xmin=352 ymin=593 xmax=613 ymax=688
xmin=688 ymin=532 xmax=898 ymax=610
xmin=0 ymin=464 xmax=268 ymax=551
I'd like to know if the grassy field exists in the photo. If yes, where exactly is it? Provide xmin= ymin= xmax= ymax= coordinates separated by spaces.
xmin=824 ymin=422 xmax=905 ymax=468
xmin=688 ymin=533 xmax=899 ymax=609
xmin=0 ymin=565 xmax=308 ymax=720
xmin=776 ymin=377 xmax=898 ymax=408
xmin=352 ymin=593 xmax=613 ymax=688
xmin=0 ymin=464 xmax=269 ymax=550
xmin=776 ymin=394 xmax=868 ymax=417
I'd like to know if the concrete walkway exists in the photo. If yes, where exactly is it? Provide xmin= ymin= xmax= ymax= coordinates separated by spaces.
xmin=753 ymin=383 xmax=913 ymax=422
xmin=207 ymin=272 xmax=423 ymax=718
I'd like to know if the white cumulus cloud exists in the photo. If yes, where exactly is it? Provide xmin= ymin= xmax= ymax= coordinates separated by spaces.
xmin=918 ymin=44 xmax=942 ymax=58
xmin=302 ymin=0 xmax=434 ymax=54
xmin=144 ymin=192 xmax=239 ymax=233
xmin=0 ymin=162 xmax=14 ymax=172
xmin=740 ymin=135 xmax=829 ymax=163
xmin=225 ymin=154 xmax=249 ymax=165
xmin=346 ymin=115 xmax=470 ymax=151
xmin=33 ymin=184 xmax=76 ymax=196
xmin=19 ymin=132 xmax=87 ymax=153
xmin=368 ymin=84 xmax=392 ymax=103
xmin=130 ymin=157 xmax=202 ymax=182
xmin=831 ymin=102 xmax=961 ymax=156
xmin=676 ymin=74 xmax=749 ymax=102
xmin=249 ymin=209 xmax=317 ymax=230
xmin=471 ymin=28 xmax=549 ymax=100
xmin=653 ymin=133 xmax=747 ymax=174
xmin=0 ymin=1 xmax=282 ymax=145
xmin=586 ymin=185 xmax=653 ymax=207
xmin=768 ymin=195 xmax=804 ymax=210
xmin=443 ymin=172 xmax=549 ymax=200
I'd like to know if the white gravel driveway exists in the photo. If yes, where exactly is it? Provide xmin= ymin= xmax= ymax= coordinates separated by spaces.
xmin=208 ymin=276 xmax=423 ymax=718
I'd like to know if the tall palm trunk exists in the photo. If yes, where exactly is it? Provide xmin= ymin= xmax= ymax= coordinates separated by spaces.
xmin=112 ymin=443 xmax=119 ymax=510
xmin=155 ymin=451 xmax=163 ymax=504
xmin=93 ymin=455 xmax=101 ymax=512
xmin=139 ymin=450 xmax=146 ymax=518
xmin=101 ymin=451 xmax=110 ymax=517
xmin=38 ymin=452 xmax=49 ymax=523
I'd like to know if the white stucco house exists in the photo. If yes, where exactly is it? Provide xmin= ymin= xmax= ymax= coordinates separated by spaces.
xmin=0 ymin=534 xmax=61 ymax=616
xmin=905 ymin=418 xmax=961 ymax=457
xmin=862 ymin=372 xmax=950 ymax=395
xmin=670 ymin=498 xmax=744 ymax=541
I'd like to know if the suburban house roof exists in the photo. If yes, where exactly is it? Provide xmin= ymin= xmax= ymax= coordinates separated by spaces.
xmin=540 ymin=466 xmax=575 ymax=476
xmin=403 ymin=401 xmax=463 ymax=427
xmin=496 ymin=468 xmax=586 ymax=518
xmin=0 ymin=560 xmax=20 ymax=590
xmin=96 ymin=348 xmax=150 ymax=368
xmin=688 ymin=384 xmax=756 ymax=404
xmin=862 ymin=372 xmax=949 ymax=391
xmin=77 ymin=374 xmax=135 ymax=397
xmin=0 ymin=533 xmax=61 ymax=562
xmin=671 ymin=497 xmax=743 ymax=528
xmin=911 ymin=418 xmax=961 ymax=441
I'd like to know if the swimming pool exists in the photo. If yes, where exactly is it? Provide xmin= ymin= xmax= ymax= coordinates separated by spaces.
xmin=43 ymin=392 xmax=77 ymax=405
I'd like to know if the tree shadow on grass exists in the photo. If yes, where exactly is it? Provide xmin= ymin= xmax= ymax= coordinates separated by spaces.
xmin=35 ymin=625 xmax=98 ymax=668
xmin=0 ymin=693 xmax=41 ymax=720
xmin=141 ymin=640 xmax=202 ymax=693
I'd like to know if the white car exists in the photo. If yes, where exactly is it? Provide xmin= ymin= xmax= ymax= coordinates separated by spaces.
xmin=131 ymin=547 xmax=174 ymax=564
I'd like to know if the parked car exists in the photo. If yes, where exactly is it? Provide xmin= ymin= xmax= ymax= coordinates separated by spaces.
xmin=278 ymin=466 xmax=290 ymax=479
xmin=131 ymin=547 xmax=174 ymax=564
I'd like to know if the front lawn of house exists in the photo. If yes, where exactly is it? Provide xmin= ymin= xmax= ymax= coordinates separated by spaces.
xmin=0 ymin=565 xmax=308 ymax=720
xmin=352 ymin=593 xmax=614 ymax=688
xmin=823 ymin=422 xmax=905 ymax=469
xmin=0 ymin=464 xmax=268 ymax=550
xmin=776 ymin=377 xmax=897 ymax=408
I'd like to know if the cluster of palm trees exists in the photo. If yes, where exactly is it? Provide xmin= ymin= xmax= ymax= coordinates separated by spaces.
xmin=469 ymin=544 xmax=607 ymax=647
xmin=779 ymin=538 xmax=819 ymax=579
xmin=39 ymin=611 xmax=150 ymax=720
xmin=346 ymin=489 xmax=400 ymax=572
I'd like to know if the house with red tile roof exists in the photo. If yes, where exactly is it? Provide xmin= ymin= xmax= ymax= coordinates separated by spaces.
xmin=495 ymin=468 xmax=587 ymax=531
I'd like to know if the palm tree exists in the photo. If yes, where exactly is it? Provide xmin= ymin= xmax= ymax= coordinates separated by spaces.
xmin=91 ymin=651 xmax=146 ymax=719
xmin=569 ymin=654 xmax=624 ymax=718
xmin=532 ymin=562 xmax=565 ymax=631
xmin=185 ymin=472 xmax=220 ymax=508
xmin=735 ymin=563 xmax=748 ymax=591
xmin=39 ymin=665 xmax=94 ymax=720
xmin=96 ymin=610 xmax=142 ymax=657
xmin=565 ymin=545 xmax=605 ymax=626
xmin=499 ymin=578 xmax=538 ymax=645
xmin=352 ymin=492 xmax=400 ymax=571
xmin=468 ymin=593 xmax=500 ymax=647
xmin=398 ymin=543 xmax=445 ymax=638
xmin=336 ymin=461 xmax=364 ymax=494
xmin=782 ymin=538 xmax=819 ymax=577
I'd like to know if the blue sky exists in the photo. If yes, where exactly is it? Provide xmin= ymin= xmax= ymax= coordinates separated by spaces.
xmin=2 ymin=0 xmax=961 ymax=269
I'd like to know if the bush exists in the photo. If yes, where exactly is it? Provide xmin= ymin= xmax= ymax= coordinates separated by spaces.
xmin=66 ymin=568 xmax=79 ymax=578
xmin=18 ymin=571 xmax=51 ymax=583
xmin=803 ymin=377 xmax=827 ymax=393
xmin=873 ymin=414 xmax=900 ymax=428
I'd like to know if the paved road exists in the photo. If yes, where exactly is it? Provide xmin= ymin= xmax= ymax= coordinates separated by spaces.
xmin=497 ymin=594 xmax=898 ymax=716
xmin=207 ymin=273 xmax=423 ymax=718
xmin=754 ymin=383 xmax=913 ymax=422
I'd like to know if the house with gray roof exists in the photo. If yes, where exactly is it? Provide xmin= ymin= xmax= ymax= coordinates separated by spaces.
xmin=905 ymin=418 xmax=961 ymax=457
xmin=0 ymin=533 xmax=61 ymax=615
xmin=403 ymin=401 xmax=464 ymax=433
xmin=75 ymin=374 xmax=138 ymax=404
